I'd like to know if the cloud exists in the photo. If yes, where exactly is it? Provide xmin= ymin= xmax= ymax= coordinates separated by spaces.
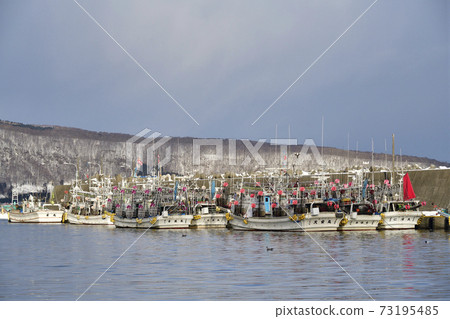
xmin=0 ymin=0 xmax=448 ymax=162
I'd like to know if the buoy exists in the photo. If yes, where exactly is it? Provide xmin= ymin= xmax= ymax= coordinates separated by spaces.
xmin=339 ymin=218 xmax=348 ymax=226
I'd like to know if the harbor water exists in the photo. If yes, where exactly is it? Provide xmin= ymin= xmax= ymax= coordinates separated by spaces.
xmin=0 ymin=220 xmax=449 ymax=301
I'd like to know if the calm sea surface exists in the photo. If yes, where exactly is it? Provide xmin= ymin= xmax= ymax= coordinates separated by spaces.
xmin=0 ymin=220 xmax=449 ymax=301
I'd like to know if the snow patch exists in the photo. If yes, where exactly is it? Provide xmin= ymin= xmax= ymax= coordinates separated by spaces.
xmin=12 ymin=184 xmax=45 ymax=194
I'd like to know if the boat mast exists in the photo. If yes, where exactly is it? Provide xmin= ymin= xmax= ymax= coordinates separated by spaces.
xmin=76 ymin=158 xmax=80 ymax=190
xmin=288 ymin=124 xmax=290 ymax=171
xmin=275 ymin=123 xmax=278 ymax=174
xmin=384 ymin=138 xmax=387 ymax=169
xmin=392 ymin=134 xmax=395 ymax=185
xmin=371 ymin=138 xmax=374 ymax=185
xmin=321 ymin=116 xmax=324 ymax=160
xmin=400 ymin=148 xmax=403 ymax=175
xmin=321 ymin=116 xmax=324 ymax=197
xmin=347 ymin=132 xmax=350 ymax=183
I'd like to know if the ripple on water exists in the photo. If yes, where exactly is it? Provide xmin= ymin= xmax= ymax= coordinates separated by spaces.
xmin=0 ymin=224 xmax=449 ymax=300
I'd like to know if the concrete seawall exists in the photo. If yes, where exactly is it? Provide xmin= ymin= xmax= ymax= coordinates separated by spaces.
xmin=408 ymin=169 xmax=450 ymax=210
xmin=323 ymin=169 xmax=449 ymax=210
xmin=417 ymin=216 xmax=450 ymax=230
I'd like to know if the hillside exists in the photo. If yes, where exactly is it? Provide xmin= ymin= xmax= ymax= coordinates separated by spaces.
xmin=0 ymin=119 xmax=448 ymax=200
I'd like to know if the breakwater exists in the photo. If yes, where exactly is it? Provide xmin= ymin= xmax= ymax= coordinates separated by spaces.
xmin=408 ymin=169 xmax=450 ymax=210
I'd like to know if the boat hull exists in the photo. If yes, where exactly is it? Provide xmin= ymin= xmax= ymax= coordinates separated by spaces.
xmin=151 ymin=215 xmax=193 ymax=229
xmin=338 ymin=214 xmax=381 ymax=231
xmin=114 ymin=216 xmax=153 ymax=228
xmin=228 ymin=213 xmax=341 ymax=232
xmin=114 ymin=215 xmax=193 ymax=229
xmin=8 ymin=210 xmax=64 ymax=223
xmin=377 ymin=211 xmax=422 ymax=230
xmin=190 ymin=213 xmax=227 ymax=228
xmin=66 ymin=212 xmax=114 ymax=225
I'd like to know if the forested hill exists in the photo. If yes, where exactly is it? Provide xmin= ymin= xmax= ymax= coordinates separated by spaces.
xmin=0 ymin=119 xmax=447 ymax=198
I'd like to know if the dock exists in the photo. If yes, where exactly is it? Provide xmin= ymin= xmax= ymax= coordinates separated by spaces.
xmin=417 ymin=215 xmax=450 ymax=231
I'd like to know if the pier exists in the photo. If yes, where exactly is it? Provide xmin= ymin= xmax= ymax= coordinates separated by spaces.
xmin=417 ymin=215 xmax=450 ymax=231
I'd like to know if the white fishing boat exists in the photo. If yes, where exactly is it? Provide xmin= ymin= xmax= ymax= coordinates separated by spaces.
xmin=66 ymin=201 xmax=114 ymax=225
xmin=0 ymin=206 xmax=10 ymax=220
xmin=150 ymin=205 xmax=193 ymax=229
xmin=228 ymin=213 xmax=342 ymax=232
xmin=338 ymin=213 xmax=381 ymax=231
xmin=376 ymin=173 xmax=424 ymax=230
xmin=66 ymin=211 xmax=114 ymax=225
xmin=114 ymin=205 xmax=193 ymax=229
xmin=113 ymin=215 xmax=153 ymax=228
xmin=9 ymin=201 xmax=64 ymax=223
xmin=337 ymin=202 xmax=381 ymax=231
xmin=377 ymin=201 xmax=423 ymax=230
xmin=190 ymin=203 xmax=228 ymax=228
xmin=227 ymin=202 xmax=343 ymax=232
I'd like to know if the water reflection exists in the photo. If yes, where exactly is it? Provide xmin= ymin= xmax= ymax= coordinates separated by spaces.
xmin=0 ymin=220 xmax=449 ymax=300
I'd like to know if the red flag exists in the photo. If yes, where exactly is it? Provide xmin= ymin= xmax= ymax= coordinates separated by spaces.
xmin=403 ymin=173 xmax=416 ymax=200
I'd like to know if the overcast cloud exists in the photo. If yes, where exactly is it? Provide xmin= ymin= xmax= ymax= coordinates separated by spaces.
xmin=0 ymin=0 xmax=448 ymax=162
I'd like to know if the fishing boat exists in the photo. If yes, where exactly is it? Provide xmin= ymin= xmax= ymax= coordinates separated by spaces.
xmin=437 ymin=208 xmax=449 ymax=218
xmin=151 ymin=205 xmax=193 ymax=229
xmin=8 ymin=198 xmax=64 ymax=223
xmin=66 ymin=194 xmax=114 ymax=225
xmin=377 ymin=201 xmax=423 ymax=230
xmin=227 ymin=200 xmax=343 ymax=232
xmin=64 ymin=176 xmax=116 ymax=225
xmin=66 ymin=203 xmax=114 ymax=225
xmin=114 ymin=204 xmax=193 ymax=229
xmin=109 ymin=200 xmax=154 ymax=229
xmin=337 ymin=202 xmax=381 ymax=231
xmin=0 ymin=206 xmax=10 ymax=220
xmin=376 ymin=173 xmax=423 ymax=230
xmin=190 ymin=203 xmax=228 ymax=228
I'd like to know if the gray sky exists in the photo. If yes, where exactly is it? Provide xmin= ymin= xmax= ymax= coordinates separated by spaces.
xmin=0 ymin=0 xmax=449 ymax=162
